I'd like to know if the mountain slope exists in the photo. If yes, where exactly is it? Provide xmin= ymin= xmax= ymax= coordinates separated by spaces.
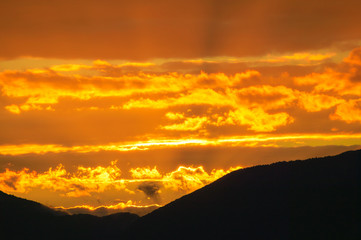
xmin=126 ymin=149 xmax=361 ymax=240
xmin=0 ymin=190 xmax=66 ymax=218
xmin=0 ymin=191 xmax=139 ymax=240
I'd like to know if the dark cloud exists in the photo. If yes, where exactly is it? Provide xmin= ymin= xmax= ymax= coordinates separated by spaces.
xmin=137 ymin=182 xmax=161 ymax=203
xmin=69 ymin=183 xmax=88 ymax=192
xmin=2 ymin=175 xmax=19 ymax=190
xmin=1 ymin=0 xmax=361 ymax=59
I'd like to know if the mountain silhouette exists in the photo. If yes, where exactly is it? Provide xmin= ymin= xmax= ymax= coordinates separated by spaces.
xmin=125 ymin=149 xmax=361 ymax=240
xmin=55 ymin=204 xmax=159 ymax=217
xmin=1 ymin=149 xmax=360 ymax=240
xmin=0 ymin=190 xmax=139 ymax=239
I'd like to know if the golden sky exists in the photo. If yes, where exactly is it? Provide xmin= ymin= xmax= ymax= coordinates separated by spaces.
xmin=0 ymin=0 xmax=361 ymax=213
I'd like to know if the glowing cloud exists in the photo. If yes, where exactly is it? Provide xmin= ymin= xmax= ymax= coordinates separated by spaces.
xmin=298 ymin=93 xmax=345 ymax=112
xmin=0 ymin=161 xmax=124 ymax=197
xmin=161 ymin=116 xmax=209 ymax=131
xmin=222 ymin=108 xmax=294 ymax=132
xmin=266 ymin=52 xmax=335 ymax=63
xmin=330 ymin=99 xmax=361 ymax=123
xmin=0 ymin=162 xmax=243 ymax=208
xmin=0 ymin=133 xmax=361 ymax=156
xmin=130 ymin=167 xmax=162 ymax=179
xmin=163 ymin=166 xmax=242 ymax=192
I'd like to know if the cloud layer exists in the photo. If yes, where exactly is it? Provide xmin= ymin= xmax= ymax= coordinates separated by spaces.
xmin=1 ymin=48 xmax=361 ymax=148
xmin=0 ymin=162 xmax=242 ymax=209
xmin=1 ymin=0 xmax=361 ymax=59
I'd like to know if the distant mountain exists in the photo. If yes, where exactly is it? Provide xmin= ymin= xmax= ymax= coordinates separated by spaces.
xmin=55 ymin=204 xmax=159 ymax=217
xmin=1 ymin=149 xmax=360 ymax=240
xmin=125 ymin=149 xmax=361 ymax=240
xmin=0 ymin=191 xmax=139 ymax=239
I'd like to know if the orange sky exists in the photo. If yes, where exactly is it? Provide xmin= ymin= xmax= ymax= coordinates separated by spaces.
xmin=0 ymin=0 xmax=361 ymax=213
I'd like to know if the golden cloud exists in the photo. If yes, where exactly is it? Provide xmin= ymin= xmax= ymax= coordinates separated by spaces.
xmin=161 ymin=116 xmax=209 ymax=131
xmin=344 ymin=47 xmax=361 ymax=66
xmin=294 ymin=48 xmax=361 ymax=97
xmin=330 ymin=99 xmax=361 ymax=123
xmin=122 ymin=88 xmax=236 ymax=110
xmin=234 ymin=85 xmax=297 ymax=110
xmin=162 ymin=166 xmax=242 ymax=192
xmin=1 ymin=133 xmax=361 ymax=156
xmin=298 ymin=93 xmax=345 ymax=112
xmin=220 ymin=107 xmax=293 ymax=132
xmin=1 ymin=48 xmax=361 ymax=140
xmin=0 ymin=163 xmax=242 ymax=203
xmin=4 ymin=104 xmax=21 ymax=114
xmin=165 ymin=112 xmax=185 ymax=120
xmin=0 ymin=161 xmax=125 ymax=197
xmin=265 ymin=52 xmax=335 ymax=63
xmin=130 ymin=167 xmax=162 ymax=179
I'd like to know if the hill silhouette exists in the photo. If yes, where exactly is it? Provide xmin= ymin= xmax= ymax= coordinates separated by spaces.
xmin=0 ymin=190 xmax=139 ymax=239
xmin=55 ymin=204 xmax=159 ymax=217
xmin=125 ymin=149 xmax=361 ymax=240
xmin=1 ymin=149 xmax=360 ymax=239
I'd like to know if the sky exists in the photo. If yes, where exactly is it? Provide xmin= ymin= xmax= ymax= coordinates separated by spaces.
xmin=1 ymin=0 xmax=361 ymax=215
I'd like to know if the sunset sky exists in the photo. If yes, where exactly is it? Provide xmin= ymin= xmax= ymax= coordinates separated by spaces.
xmin=1 ymin=0 xmax=361 ymax=214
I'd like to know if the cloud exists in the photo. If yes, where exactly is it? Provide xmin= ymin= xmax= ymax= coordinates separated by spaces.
xmin=122 ymin=88 xmax=236 ymax=110
xmin=330 ymin=99 xmax=361 ymax=123
xmin=0 ymin=48 xmax=361 ymax=147
xmin=4 ymin=104 xmax=21 ymax=114
xmin=219 ymin=107 xmax=294 ymax=132
xmin=1 ymin=133 xmax=361 ymax=156
xmin=294 ymin=69 xmax=361 ymax=96
xmin=298 ymin=93 xmax=345 ymax=112
xmin=264 ymin=52 xmax=336 ymax=63
xmin=2 ymin=69 xmax=258 ymax=113
xmin=0 ymin=68 xmax=180 ymax=110
xmin=294 ymin=49 xmax=361 ymax=96
xmin=234 ymin=85 xmax=297 ymax=110
xmin=344 ymin=47 xmax=361 ymax=65
xmin=1 ymin=1 xmax=361 ymax=59
xmin=165 ymin=112 xmax=184 ymax=120
xmin=50 ymin=64 xmax=92 ymax=72
xmin=161 ymin=116 xmax=208 ymax=131
xmin=0 ymin=161 xmax=125 ymax=197
xmin=137 ymin=182 xmax=162 ymax=203
xmin=1 ymin=175 xmax=19 ymax=191
xmin=162 ymin=166 xmax=243 ymax=193
xmin=0 ymin=161 xmax=243 ymax=205
xmin=130 ymin=167 xmax=162 ymax=179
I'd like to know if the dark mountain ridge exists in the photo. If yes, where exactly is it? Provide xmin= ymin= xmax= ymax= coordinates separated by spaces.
xmin=1 ymin=149 xmax=360 ymax=239
xmin=0 ymin=191 xmax=139 ymax=239
xmin=125 ymin=149 xmax=361 ymax=240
